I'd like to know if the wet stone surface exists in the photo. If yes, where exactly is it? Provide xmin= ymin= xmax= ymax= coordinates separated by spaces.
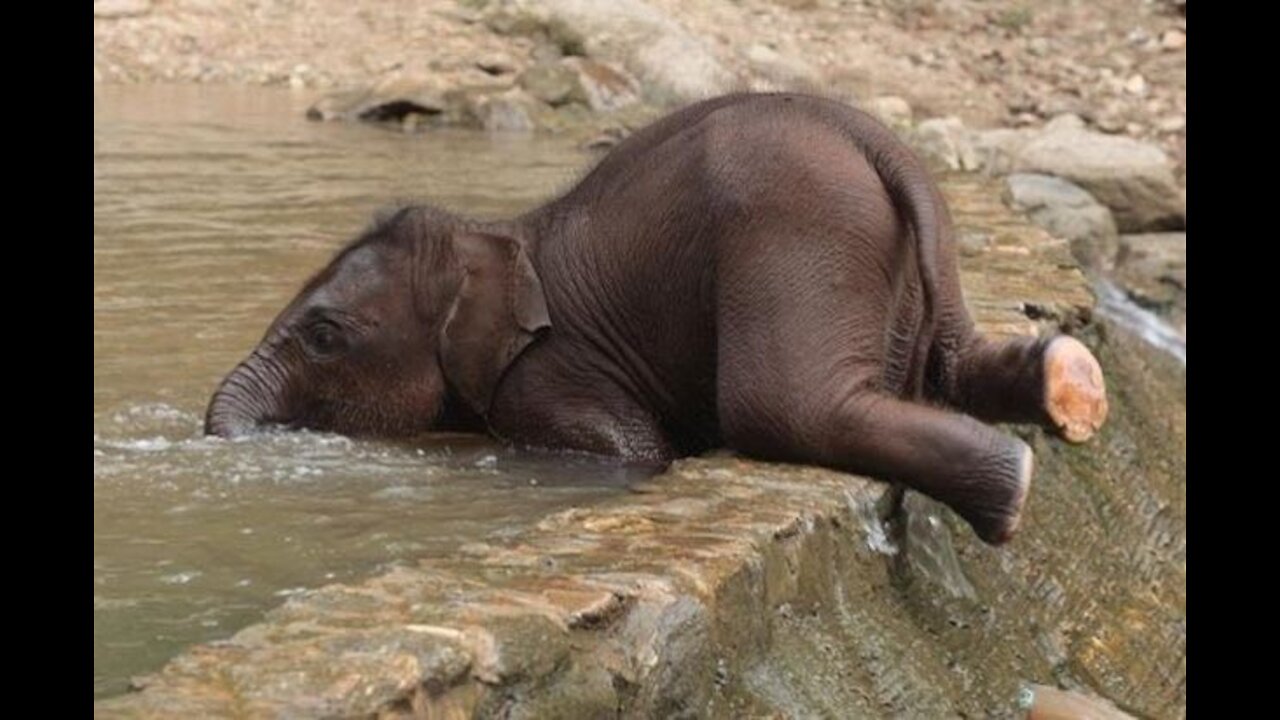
xmin=95 ymin=175 xmax=1184 ymax=719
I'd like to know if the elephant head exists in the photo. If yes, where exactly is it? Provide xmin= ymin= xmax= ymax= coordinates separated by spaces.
xmin=204 ymin=207 xmax=551 ymax=438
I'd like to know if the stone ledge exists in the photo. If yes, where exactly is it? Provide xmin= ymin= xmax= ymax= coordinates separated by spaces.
xmin=95 ymin=459 xmax=894 ymax=718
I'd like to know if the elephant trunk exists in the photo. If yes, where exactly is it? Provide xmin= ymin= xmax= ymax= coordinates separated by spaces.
xmin=204 ymin=350 xmax=291 ymax=437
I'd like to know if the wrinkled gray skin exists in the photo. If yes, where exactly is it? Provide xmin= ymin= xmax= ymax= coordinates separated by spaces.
xmin=207 ymin=93 xmax=1106 ymax=544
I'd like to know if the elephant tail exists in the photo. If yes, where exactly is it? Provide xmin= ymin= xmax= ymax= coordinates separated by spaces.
xmin=844 ymin=111 xmax=946 ymax=393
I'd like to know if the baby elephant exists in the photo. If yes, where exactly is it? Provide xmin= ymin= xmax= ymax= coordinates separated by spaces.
xmin=206 ymin=92 xmax=1107 ymax=545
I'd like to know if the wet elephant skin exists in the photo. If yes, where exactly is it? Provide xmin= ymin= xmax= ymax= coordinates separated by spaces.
xmin=206 ymin=92 xmax=1108 ymax=544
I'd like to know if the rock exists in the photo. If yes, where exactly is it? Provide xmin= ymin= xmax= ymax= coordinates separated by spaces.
xmin=1157 ymin=115 xmax=1186 ymax=133
xmin=973 ymin=127 xmax=1034 ymax=174
xmin=1011 ymin=111 xmax=1040 ymax=127
xmin=476 ymin=53 xmax=518 ymax=77
xmin=1095 ymin=100 xmax=1128 ymax=133
xmin=1112 ymin=232 xmax=1186 ymax=317
xmin=583 ymin=125 xmax=630 ymax=151
xmin=1124 ymin=74 xmax=1147 ymax=96
xmin=306 ymin=74 xmax=451 ymax=123
xmin=911 ymin=116 xmax=980 ymax=173
xmin=1044 ymin=113 xmax=1087 ymax=134
xmin=1161 ymin=29 xmax=1186 ymax=51
xmin=484 ymin=0 xmax=736 ymax=105
xmin=518 ymin=62 xmax=579 ymax=106
xmin=530 ymin=41 xmax=565 ymax=64
xmin=561 ymin=57 xmax=640 ymax=112
xmin=1004 ymin=173 xmax=1120 ymax=269
xmin=865 ymin=95 xmax=913 ymax=129
xmin=1125 ymin=28 xmax=1151 ymax=47
xmin=306 ymin=90 xmax=375 ymax=122
xmin=518 ymin=57 xmax=640 ymax=112
xmin=956 ymin=230 xmax=993 ymax=257
xmin=94 ymin=0 xmax=151 ymax=18
xmin=1023 ymin=685 xmax=1140 ymax=720
xmin=484 ymin=3 xmax=556 ymax=38
xmin=471 ymin=88 xmax=539 ymax=132
xmin=1037 ymin=95 xmax=1089 ymax=120
xmin=1010 ymin=122 xmax=1185 ymax=231
xmin=744 ymin=43 xmax=821 ymax=89
xmin=1006 ymin=94 xmax=1037 ymax=115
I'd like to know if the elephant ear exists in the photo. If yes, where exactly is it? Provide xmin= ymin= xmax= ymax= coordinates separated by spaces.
xmin=440 ymin=232 xmax=551 ymax=417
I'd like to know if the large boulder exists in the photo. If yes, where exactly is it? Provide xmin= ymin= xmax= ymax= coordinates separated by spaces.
xmin=306 ymin=72 xmax=467 ymax=123
xmin=519 ymin=57 xmax=640 ymax=111
xmin=974 ymin=126 xmax=1035 ymax=175
xmin=517 ymin=61 xmax=580 ymax=106
xmin=562 ymin=57 xmax=640 ymax=111
xmin=484 ymin=0 xmax=737 ymax=105
xmin=1004 ymin=173 xmax=1120 ymax=269
xmin=1009 ymin=116 xmax=1185 ymax=232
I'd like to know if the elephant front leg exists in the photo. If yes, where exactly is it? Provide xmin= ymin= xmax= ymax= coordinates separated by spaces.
xmin=487 ymin=383 xmax=676 ymax=465
xmin=936 ymin=334 xmax=1108 ymax=443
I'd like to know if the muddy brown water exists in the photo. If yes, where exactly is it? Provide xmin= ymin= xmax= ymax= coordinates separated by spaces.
xmin=93 ymin=86 xmax=647 ymax=698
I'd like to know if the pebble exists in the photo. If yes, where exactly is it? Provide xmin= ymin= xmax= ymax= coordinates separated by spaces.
xmin=1012 ymin=112 xmax=1040 ymax=127
xmin=866 ymin=96 xmax=913 ymax=128
xmin=475 ymin=53 xmax=517 ymax=76
xmin=1161 ymin=29 xmax=1186 ymax=51
xmin=1125 ymin=28 xmax=1149 ymax=46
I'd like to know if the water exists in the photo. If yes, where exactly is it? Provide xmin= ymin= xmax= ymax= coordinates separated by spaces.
xmin=93 ymin=86 xmax=640 ymax=698
xmin=1092 ymin=278 xmax=1186 ymax=365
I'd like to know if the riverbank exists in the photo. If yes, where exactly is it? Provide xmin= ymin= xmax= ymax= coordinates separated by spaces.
xmin=94 ymin=0 xmax=1187 ymax=339
xmin=94 ymin=0 xmax=1185 ymax=176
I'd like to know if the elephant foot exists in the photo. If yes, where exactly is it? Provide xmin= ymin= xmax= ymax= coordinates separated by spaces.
xmin=958 ymin=441 xmax=1034 ymax=546
xmin=1043 ymin=336 xmax=1108 ymax=443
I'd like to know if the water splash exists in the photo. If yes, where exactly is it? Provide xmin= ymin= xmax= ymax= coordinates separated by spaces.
xmin=1093 ymin=279 xmax=1185 ymax=365
xmin=847 ymin=489 xmax=899 ymax=556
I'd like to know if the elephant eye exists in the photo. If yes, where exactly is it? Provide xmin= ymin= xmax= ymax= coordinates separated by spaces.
xmin=304 ymin=320 xmax=346 ymax=356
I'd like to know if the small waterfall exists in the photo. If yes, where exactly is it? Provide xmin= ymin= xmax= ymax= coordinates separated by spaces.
xmin=1092 ymin=278 xmax=1186 ymax=365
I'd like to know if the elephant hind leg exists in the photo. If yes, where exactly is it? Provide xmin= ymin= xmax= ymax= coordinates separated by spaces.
xmin=720 ymin=375 xmax=1035 ymax=544
xmin=934 ymin=333 xmax=1108 ymax=443
xmin=715 ymin=222 xmax=1036 ymax=543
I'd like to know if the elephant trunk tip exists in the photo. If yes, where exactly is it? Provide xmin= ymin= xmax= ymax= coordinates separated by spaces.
xmin=203 ymin=410 xmax=254 ymax=438
xmin=204 ymin=390 xmax=266 ymax=438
